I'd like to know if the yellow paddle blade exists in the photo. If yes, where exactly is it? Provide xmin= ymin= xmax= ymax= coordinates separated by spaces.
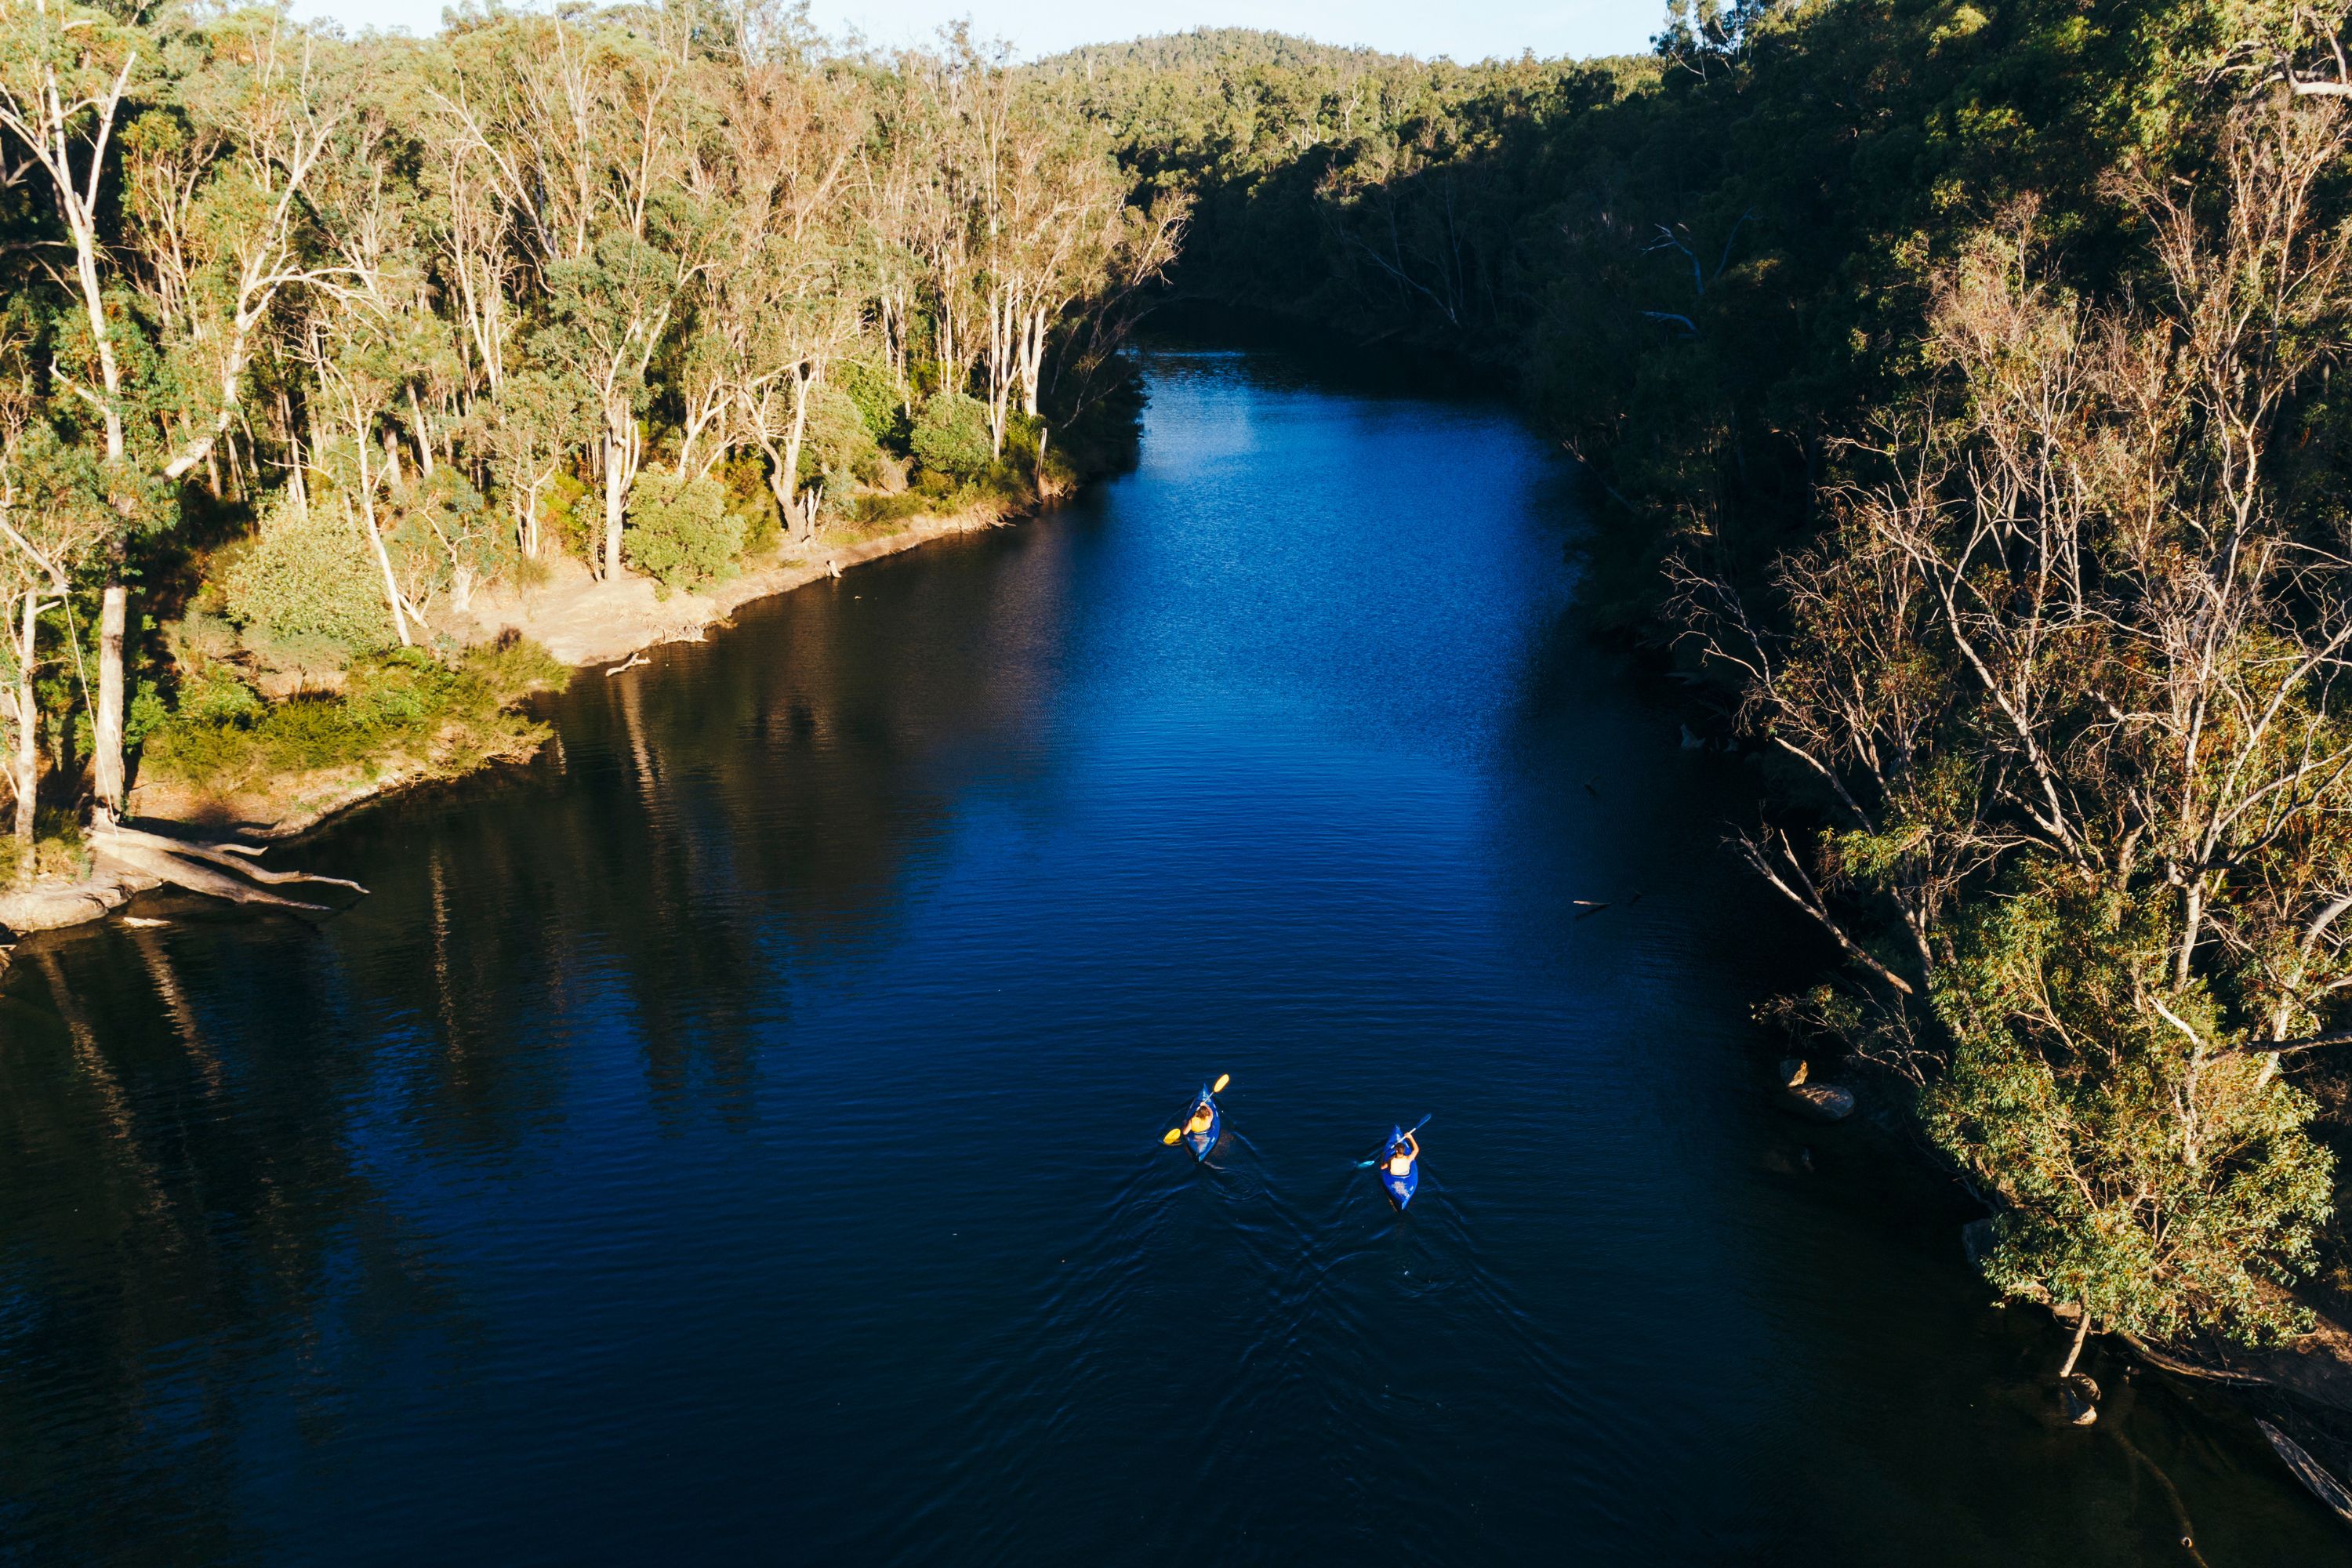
xmin=1213 ymin=1073 xmax=1231 ymax=1093
xmin=1163 ymin=1127 xmax=1183 ymax=1145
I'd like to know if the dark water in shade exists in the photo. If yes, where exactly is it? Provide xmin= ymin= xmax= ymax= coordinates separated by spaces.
xmin=1 ymin=352 xmax=2344 ymax=1566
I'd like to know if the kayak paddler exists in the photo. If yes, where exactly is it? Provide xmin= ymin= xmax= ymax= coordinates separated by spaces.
xmin=1387 ymin=1131 xmax=1418 ymax=1178
xmin=1186 ymin=1101 xmax=1215 ymax=1136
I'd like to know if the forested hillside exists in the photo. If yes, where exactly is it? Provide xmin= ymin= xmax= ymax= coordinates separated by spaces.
xmin=1066 ymin=6 xmax=2352 ymax=1374
xmin=0 ymin=2 xmax=1181 ymax=863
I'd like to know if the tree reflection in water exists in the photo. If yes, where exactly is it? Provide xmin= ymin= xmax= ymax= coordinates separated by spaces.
xmin=0 ymin=525 xmax=1073 ymax=1559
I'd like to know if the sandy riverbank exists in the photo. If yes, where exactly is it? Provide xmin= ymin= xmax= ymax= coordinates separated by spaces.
xmin=467 ymin=506 xmax=1007 ymax=668
xmin=0 ymin=504 xmax=1012 ymax=936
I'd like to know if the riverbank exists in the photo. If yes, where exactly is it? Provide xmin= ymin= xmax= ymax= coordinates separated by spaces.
xmin=463 ymin=503 xmax=1013 ymax=670
xmin=0 ymin=502 xmax=1016 ymax=938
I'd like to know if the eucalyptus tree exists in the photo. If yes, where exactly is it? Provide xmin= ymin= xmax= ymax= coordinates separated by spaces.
xmin=972 ymin=85 xmax=1139 ymax=454
xmin=855 ymin=69 xmax=933 ymax=412
xmin=474 ymin=366 xmax=590 ymax=561
xmin=1676 ymin=94 xmax=2352 ymax=1348
xmin=702 ymin=46 xmax=864 ymax=537
xmin=427 ymin=11 xmax=717 ymax=580
xmin=0 ymin=2 xmax=350 ymax=817
xmin=0 ymin=330 xmax=111 ymax=869
xmin=895 ymin=44 xmax=981 ymax=398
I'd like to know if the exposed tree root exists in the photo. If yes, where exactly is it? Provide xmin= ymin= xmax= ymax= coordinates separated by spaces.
xmin=91 ymin=822 xmax=368 ymax=913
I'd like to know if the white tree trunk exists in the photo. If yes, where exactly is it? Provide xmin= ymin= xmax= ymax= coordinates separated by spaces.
xmin=799 ymin=482 xmax=824 ymax=545
xmin=406 ymin=385 xmax=436 ymax=480
xmin=12 ymin=590 xmax=38 ymax=876
xmin=779 ymin=368 xmax=816 ymax=519
xmin=93 ymin=585 xmax=124 ymax=820
xmin=352 ymin=436 xmax=412 ymax=649
xmin=601 ymin=413 xmax=639 ymax=581
xmin=1020 ymin=303 xmax=1048 ymax=418
xmin=986 ymin=288 xmax=1012 ymax=456
xmin=2058 ymin=1308 xmax=2092 ymax=1380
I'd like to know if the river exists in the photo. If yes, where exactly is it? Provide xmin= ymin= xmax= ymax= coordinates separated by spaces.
xmin=1 ymin=350 xmax=2342 ymax=1563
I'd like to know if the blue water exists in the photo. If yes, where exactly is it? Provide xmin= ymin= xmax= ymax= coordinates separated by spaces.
xmin=1 ymin=351 xmax=2339 ymax=1563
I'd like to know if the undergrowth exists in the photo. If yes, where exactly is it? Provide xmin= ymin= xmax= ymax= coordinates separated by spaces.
xmin=0 ymin=808 xmax=88 ymax=885
xmin=141 ymin=636 xmax=568 ymax=796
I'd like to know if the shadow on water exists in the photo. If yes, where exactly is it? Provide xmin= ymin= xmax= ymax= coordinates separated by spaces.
xmin=0 ymin=347 xmax=2346 ymax=1564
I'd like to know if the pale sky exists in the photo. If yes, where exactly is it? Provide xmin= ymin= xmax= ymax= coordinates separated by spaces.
xmin=287 ymin=0 xmax=1664 ymax=63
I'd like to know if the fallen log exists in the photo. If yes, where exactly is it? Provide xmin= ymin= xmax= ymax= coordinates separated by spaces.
xmin=90 ymin=824 xmax=366 ymax=913
xmin=93 ymin=837 xmax=332 ymax=913
xmin=0 ymin=882 xmax=136 ymax=932
xmin=100 ymin=823 xmax=368 ymax=892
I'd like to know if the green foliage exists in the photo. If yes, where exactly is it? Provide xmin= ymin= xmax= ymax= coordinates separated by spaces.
xmin=539 ymin=471 xmax=591 ymax=557
xmin=177 ymin=668 xmax=262 ymax=724
xmin=844 ymin=489 xmax=937 ymax=528
xmin=718 ymin=450 xmax=781 ymax=558
xmin=909 ymin=392 xmax=995 ymax=480
xmin=219 ymin=497 xmax=395 ymax=671
xmin=1923 ymin=877 xmax=2332 ymax=1345
xmin=141 ymin=637 xmax=568 ymax=794
xmin=0 ymin=805 xmax=88 ymax=885
xmin=800 ymin=386 xmax=884 ymax=488
xmin=833 ymin=357 xmax=910 ymax=451
xmin=383 ymin=467 xmax=504 ymax=606
xmin=123 ymin=679 xmax=166 ymax=747
xmin=623 ymin=471 xmax=742 ymax=593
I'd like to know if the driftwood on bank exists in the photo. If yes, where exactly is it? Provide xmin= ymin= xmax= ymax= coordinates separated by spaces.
xmin=90 ymin=822 xmax=368 ymax=913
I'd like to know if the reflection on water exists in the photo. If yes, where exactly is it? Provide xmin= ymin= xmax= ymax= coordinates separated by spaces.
xmin=2 ymin=351 xmax=2344 ymax=1563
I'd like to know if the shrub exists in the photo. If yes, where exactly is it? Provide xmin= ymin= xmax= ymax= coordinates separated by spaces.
xmin=466 ymin=628 xmax=568 ymax=699
xmin=847 ymin=490 xmax=936 ymax=528
xmin=0 ymin=808 xmax=86 ymax=884
xmin=179 ymin=669 xmax=262 ymax=724
xmin=624 ymin=472 xmax=742 ymax=593
xmin=221 ymin=496 xmax=395 ymax=669
xmin=539 ymin=470 xmax=590 ymax=557
xmin=910 ymin=391 xmax=994 ymax=480
xmin=165 ymin=610 xmax=239 ymax=666
xmin=124 ymin=680 xmax=167 ymax=748
xmin=800 ymin=386 xmax=885 ymax=487
xmin=835 ymin=356 xmax=909 ymax=450
xmin=141 ymin=637 xmax=568 ymax=794
xmin=719 ymin=450 xmax=781 ymax=558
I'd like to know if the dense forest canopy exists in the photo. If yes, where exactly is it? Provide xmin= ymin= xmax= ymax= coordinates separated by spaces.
xmin=0 ymin=0 xmax=1182 ymax=862
xmin=1049 ymin=5 xmax=2352 ymax=1359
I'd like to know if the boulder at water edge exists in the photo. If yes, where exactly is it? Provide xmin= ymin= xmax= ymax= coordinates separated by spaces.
xmin=1783 ymin=1083 xmax=1855 ymax=1122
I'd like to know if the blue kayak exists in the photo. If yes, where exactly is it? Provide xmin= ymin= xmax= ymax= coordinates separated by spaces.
xmin=1181 ymin=1084 xmax=1221 ymax=1162
xmin=1378 ymin=1125 xmax=1421 ymax=1209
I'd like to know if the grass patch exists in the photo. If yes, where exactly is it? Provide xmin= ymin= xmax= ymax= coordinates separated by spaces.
xmin=842 ymin=490 xmax=938 ymax=528
xmin=840 ymin=472 xmax=1023 ymax=534
xmin=142 ymin=635 xmax=569 ymax=797
xmin=0 ymin=807 xmax=89 ymax=884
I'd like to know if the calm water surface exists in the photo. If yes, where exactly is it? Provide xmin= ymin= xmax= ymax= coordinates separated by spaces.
xmin=2 ymin=352 xmax=2343 ymax=1563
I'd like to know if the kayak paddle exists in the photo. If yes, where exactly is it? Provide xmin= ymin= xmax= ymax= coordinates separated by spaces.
xmin=1354 ymin=1113 xmax=1432 ymax=1168
xmin=1162 ymin=1073 xmax=1231 ymax=1144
